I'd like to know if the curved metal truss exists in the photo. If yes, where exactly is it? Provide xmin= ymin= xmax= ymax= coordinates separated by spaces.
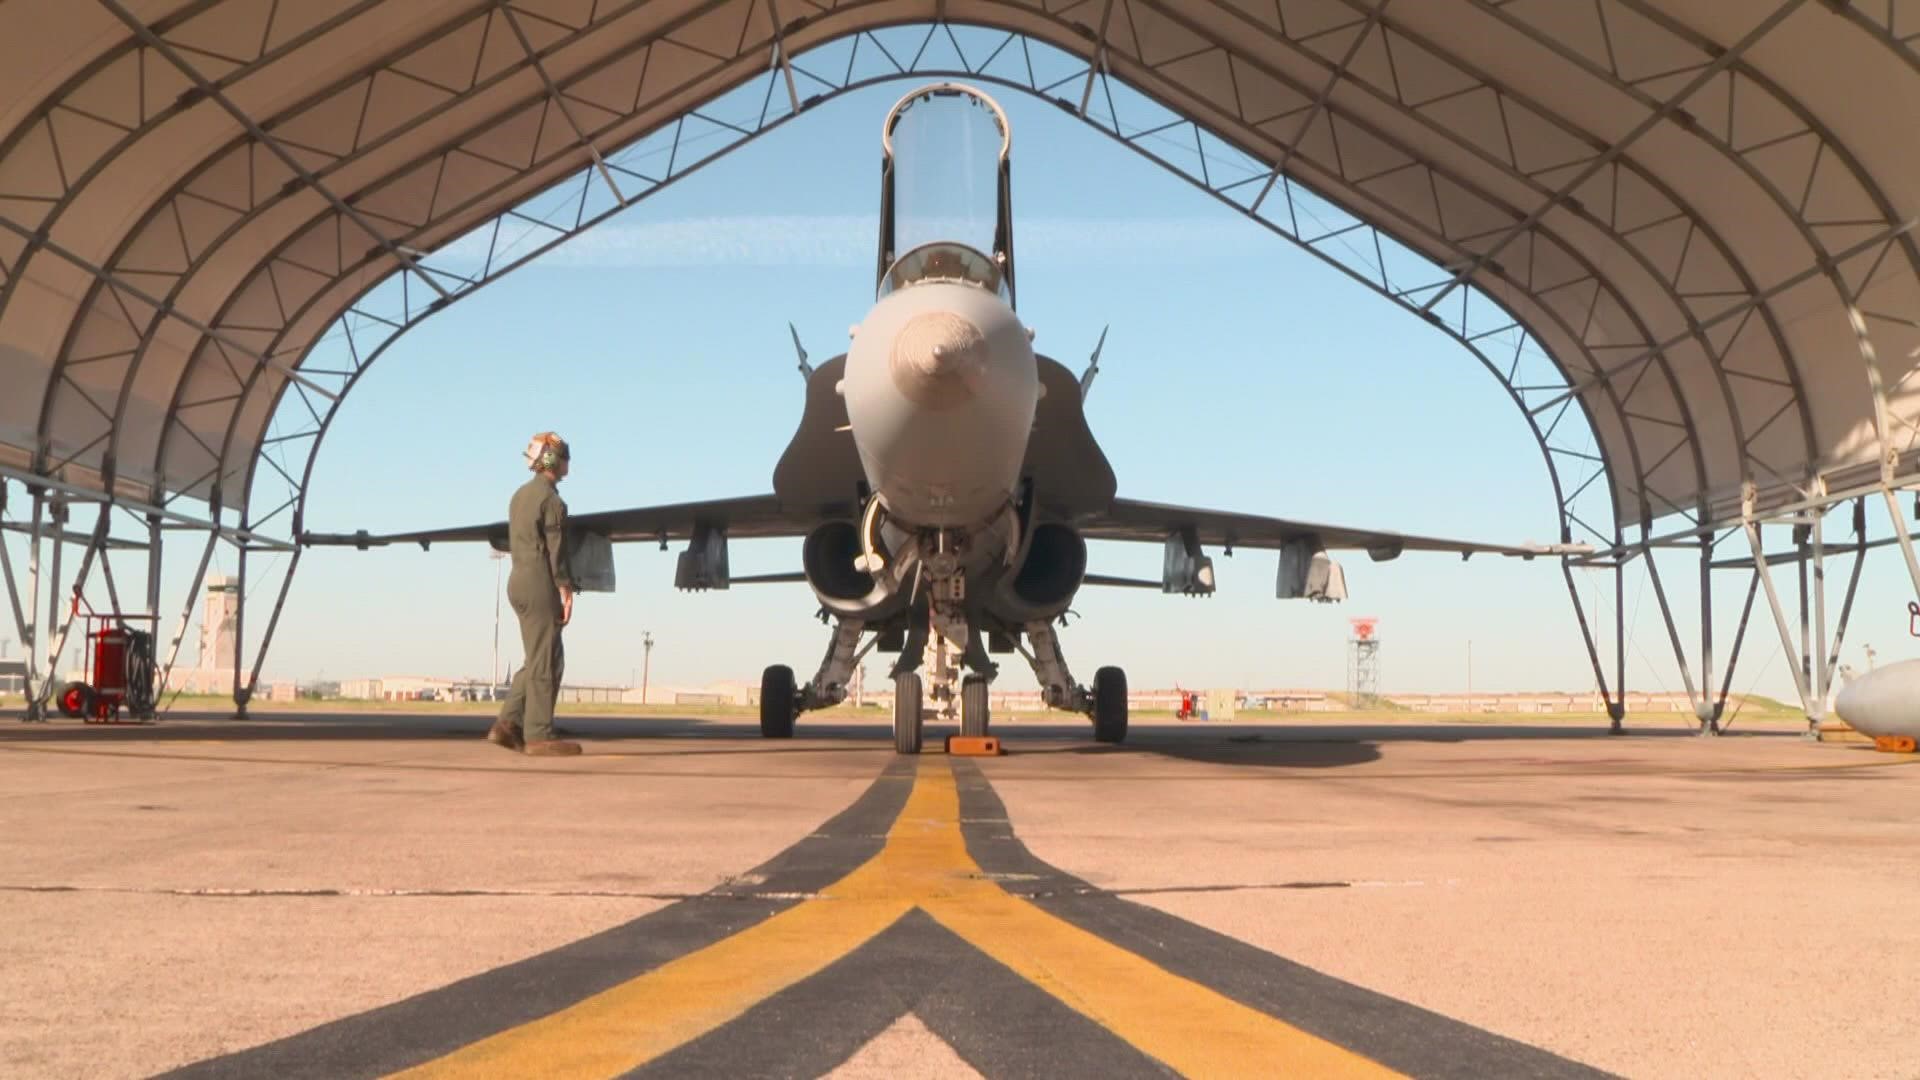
xmin=4 ymin=6 xmax=1916 ymax=729
xmin=241 ymin=24 xmax=1621 ymax=707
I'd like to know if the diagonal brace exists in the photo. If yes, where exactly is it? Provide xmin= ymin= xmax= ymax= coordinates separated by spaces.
xmin=1420 ymin=0 xmax=1808 ymax=314
xmin=96 ymin=0 xmax=452 ymax=302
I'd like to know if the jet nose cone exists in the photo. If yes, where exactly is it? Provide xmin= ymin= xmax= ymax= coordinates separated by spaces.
xmin=889 ymin=311 xmax=990 ymax=406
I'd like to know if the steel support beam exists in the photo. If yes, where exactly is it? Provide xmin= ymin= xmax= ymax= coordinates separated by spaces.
xmin=1884 ymin=486 xmax=1920 ymax=601
xmin=1743 ymin=513 xmax=1815 ymax=719
xmin=1698 ymin=536 xmax=1716 ymax=732
xmin=498 ymin=2 xmax=628 ymax=209
xmin=764 ymin=0 xmax=803 ymax=117
xmin=146 ymin=516 xmax=162 ymax=618
xmin=244 ymin=548 xmax=303 ymax=705
xmin=1531 ymin=221 xmax=1917 ymax=418
xmin=1715 ymin=569 xmax=1760 ymax=730
xmin=1642 ymin=530 xmax=1704 ymax=723
xmin=0 ymin=482 xmax=31 ymax=655
xmin=95 ymin=507 xmax=123 ymax=617
xmin=21 ymin=489 xmax=44 ymax=720
xmin=1796 ymin=521 xmax=1812 ymax=709
xmin=1810 ymin=491 xmax=1831 ymax=716
xmin=1821 ymin=502 xmax=1869 ymax=715
xmin=1419 ymin=0 xmax=1808 ymax=314
xmin=156 ymin=529 xmax=220 ymax=705
xmin=32 ymin=517 xmax=106 ymax=718
xmin=0 ymin=216 xmax=337 ymax=402
xmin=39 ymin=497 xmax=64 ymax=717
xmin=1614 ymin=543 xmax=1627 ymax=732
xmin=1249 ymin=0 xmax=1392 ymax=216
xmin=95 ymin=0 xmax=451 ymax=304
xmin=232 ymin=542 xmax=248 ymax=719
xmin=1077 ymin=0 xmax=1116 ymax=119
xmin=1561 ymin=556 xmax=1619 ymax=727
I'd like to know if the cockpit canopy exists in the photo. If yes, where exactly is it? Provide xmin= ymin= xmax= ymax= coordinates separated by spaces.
xmin=876 ymin=83 xmax=1017 ymax=307
xmin=879 ymin=241 xmax=1008 ymax=300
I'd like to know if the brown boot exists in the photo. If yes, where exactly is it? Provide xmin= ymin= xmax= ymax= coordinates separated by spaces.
xmin=523 ymin=739 xmax=582 ymax=756
xmin=486 ymin=720 xmax=524 ymax=751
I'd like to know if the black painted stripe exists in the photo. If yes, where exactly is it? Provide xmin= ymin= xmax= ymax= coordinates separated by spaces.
xmin=160 ymin=759 xmax=917 ymax=1079
xmin=949 ymin=760 xmax=1615 ymax=1080
xmin=630 ymin=908 xmax=1173 ymax=1080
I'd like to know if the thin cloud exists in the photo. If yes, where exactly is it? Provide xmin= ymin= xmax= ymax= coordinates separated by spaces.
xmin=428 ymin=214 xmax=1275 ymax=270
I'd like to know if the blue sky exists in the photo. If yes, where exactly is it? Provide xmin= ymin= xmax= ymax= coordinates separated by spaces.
xmin=7 ymin=77 xmax=1917 ymax=705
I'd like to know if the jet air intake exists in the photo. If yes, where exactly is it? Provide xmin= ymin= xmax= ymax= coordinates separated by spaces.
xmin=802 ymin=521 xmax=897 ymax=618
xmin=993 ymin=523 xmax=1086 ymax=620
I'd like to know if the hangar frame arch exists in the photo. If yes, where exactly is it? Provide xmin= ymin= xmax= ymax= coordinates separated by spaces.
xmin=2 ymin=1 xmax=1916 ymax=728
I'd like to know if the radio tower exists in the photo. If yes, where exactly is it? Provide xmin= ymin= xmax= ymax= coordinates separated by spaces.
xmin=1347 ymin=617 xmax=1381 ymax=709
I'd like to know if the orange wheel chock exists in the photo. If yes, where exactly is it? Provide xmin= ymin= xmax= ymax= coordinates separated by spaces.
xmin=1873 ymin=735 xmax=1917 ymax=754
xmin=945 ymin=735 xmax=1003 ymax=756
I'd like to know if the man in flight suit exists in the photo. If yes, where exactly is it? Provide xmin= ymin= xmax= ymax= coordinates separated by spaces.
xmin=488 ymin=432 xmax=580 ymax=756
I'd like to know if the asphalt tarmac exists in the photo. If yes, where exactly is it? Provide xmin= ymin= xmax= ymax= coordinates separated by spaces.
xmin=1 ymin=713 xmax=1915 ymax=1078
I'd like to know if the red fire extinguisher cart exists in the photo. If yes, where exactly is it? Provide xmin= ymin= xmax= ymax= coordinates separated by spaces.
xmin=55 ymin=599 xmax=158 ymax=723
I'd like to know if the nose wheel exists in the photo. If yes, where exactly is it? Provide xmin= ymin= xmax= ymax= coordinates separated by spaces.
xmin=893 ymin=673 xmax=923 ymax=754
xmin=960 ymin=674 xmax=991 ymax=738
xmin=1092 ymin=666 xmax=1127 ymax=744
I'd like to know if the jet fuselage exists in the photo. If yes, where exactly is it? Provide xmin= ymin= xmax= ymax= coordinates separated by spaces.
xmin=842 ymin=277 xmax=1038 ymax=531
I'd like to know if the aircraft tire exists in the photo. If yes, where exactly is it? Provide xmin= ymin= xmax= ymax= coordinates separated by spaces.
xmin=760 ymin=665 xmax=796 ymax=739
xmin=1093 ymin=666 xmax=1128 ymax=744
xmin=961 ymin=675 xmax=990 ymax=738
xmin=893 ymin=673 xmax=923 ymax=754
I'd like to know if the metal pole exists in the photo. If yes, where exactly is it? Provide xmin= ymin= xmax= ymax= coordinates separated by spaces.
xmin=1820 ymin=500 xmax=1871 ymax=713
xmin=23 ymin=489 xmax=44 ymax=720
xmin=95 ymin=507 xmax=123 ymax=618
xmin=145 ymin=513 xmax=164 ymax=708
xmin=44 ymin=499 xmax=65 ymax=703
xmin=642 ymin=631 xmax=654 ymax=704
xmin=232 ymin=542 xmax=248 ymax=719
xmin=0 ymin=483 xmax=31 ymax=654
xmin=1614 ymin=544 xmax=1627 ymax=731
xmin=1795 ymin=521 xmax=1812 ymax=704
xmin=1810 ymin=497 xmax=1831 ymax=720
xmin=146 ymin=515 xmax=163 ymax=619
xmin=1699 ymin=534 xmax=1716 ymax=732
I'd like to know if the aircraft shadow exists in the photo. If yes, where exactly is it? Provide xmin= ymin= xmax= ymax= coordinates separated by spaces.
xmin=0 ymin=713 xmax=1794 ymax=770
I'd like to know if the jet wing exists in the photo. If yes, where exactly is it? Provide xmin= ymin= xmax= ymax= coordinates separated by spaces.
xmin=302 ymin=493 xmax=823 ymax=552
xmin=1079 ymin=498 xmax=1582 ymax=561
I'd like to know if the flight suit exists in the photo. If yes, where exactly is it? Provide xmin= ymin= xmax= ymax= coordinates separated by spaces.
xmin=496 ymin=473 xmax=572 ymax=745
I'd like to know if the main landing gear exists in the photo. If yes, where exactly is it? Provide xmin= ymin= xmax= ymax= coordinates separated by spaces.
xmin=760 ymin=617 xmax=867 ymax=741
xmin=759 ymin=610 xmax=1127 ymax=754
xmin=759 ymin=664 xmax=797 ymax=739
xmin=1021 ymin=619 xmax=1127 ymax=747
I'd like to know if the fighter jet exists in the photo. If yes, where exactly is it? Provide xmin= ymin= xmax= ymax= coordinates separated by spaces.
xmin=310 ymin=83 xmax=1584 ymax=753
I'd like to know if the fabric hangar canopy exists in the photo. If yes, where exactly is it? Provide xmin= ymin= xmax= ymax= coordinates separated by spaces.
xmin=0 ymin=0 xmax=1916 ymax=548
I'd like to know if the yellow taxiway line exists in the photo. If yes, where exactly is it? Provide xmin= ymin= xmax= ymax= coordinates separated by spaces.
xmin=390 ymin=758 xmax=1399 ymax=1078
